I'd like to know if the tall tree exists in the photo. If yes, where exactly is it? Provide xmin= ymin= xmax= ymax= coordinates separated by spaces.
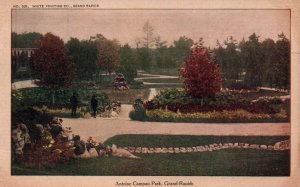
xmin=136 ymin=47 xmax=152 ymax=70
xmin=142 ymin=20 xmax=155 ymax=49
xmin=214 ymin=36 xmax=242 ymax=80
xmin=240 ymin=33 xmax=263 ymax=87
xmin=260 ymin=38 xmax=277 ymax=87
xmin=30 ymin=33 xmax=74 ymax=104
xmin=119 ymin=44 xmax=138 ymax=83
xmin=95 ymin=34 xmax=120 ymax=75
xmin=275 ymin=33 xmax=290 ymax=89
xmin=154 ymin=36 xmax=175 ymax=69
xmin=66 ymin=38 xmax=98 ymax=81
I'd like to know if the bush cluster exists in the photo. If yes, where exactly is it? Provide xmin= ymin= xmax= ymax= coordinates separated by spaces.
xmin=129 ymin=99 xmax=147 ymax=121
xmin=12 ymin=108 xmax=75 ymax=168
xmin=15 ymin=87 xmax=110 ymax=108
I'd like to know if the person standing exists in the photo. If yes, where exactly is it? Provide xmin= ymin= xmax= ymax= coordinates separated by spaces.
xmin=91 ymin=95 xmax=98 ymax=118
xmin=70 ymin=92 xmax=78 ymax=117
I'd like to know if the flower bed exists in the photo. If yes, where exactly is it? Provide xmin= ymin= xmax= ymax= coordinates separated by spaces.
xmin=145 ymin=109 xmax=287 ymax=123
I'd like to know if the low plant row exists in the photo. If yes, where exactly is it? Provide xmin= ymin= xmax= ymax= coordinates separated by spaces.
xmin=143 ymin=109 xmax=288 ymax=123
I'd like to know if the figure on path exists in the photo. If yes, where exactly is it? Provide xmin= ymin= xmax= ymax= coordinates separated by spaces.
xmin=70 ymin=92 xmax=78 ymax=117
xmin=91 ymin=95 xmax=98 ymax=118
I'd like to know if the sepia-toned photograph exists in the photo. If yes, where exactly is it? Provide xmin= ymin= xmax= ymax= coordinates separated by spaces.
xmin=10 ymin=8 xmax=291 ymax=177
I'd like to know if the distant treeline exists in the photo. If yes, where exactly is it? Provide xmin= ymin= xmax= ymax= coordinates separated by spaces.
xmin=12 ymin=31 xmax=290 ymax=89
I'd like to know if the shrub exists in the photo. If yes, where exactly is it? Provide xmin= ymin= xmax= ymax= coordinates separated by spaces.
xmin=180 ymin=39 xmax=221 ymax=97
xmin=12 ymin=108 xmax=75 ymax=168
xmin=12 ymin=107 xmax=53 ymax=140
xmin=129 ymin=102 xmax=147 ymax=121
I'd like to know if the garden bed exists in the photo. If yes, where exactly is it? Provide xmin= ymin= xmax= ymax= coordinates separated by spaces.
xmin=130 ymin=88 xmax=290 ymax=123
xmin=144 ymin=109 xmax=288 ymax=123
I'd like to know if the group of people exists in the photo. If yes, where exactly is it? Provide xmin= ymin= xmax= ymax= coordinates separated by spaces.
xmin=70 ymin=93 xmax=98 ymax=118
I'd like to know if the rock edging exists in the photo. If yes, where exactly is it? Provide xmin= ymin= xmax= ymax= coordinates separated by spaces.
xmin=119 ymin=140 xmax=290 ymax=154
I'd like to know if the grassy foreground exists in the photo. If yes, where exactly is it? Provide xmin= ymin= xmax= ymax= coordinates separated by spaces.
xmin=12 ymin=135 xmax=290 ymax=176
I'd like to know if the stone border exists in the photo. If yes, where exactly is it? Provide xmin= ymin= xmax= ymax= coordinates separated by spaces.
xmin=119 ymin=140 xmax=290 ymax=154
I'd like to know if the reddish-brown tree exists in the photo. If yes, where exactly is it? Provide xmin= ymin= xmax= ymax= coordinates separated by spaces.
xmin=30 ymin=33 xmax=74 ymax=104
xmin=180 ymin=39 xmax=221 ymax=97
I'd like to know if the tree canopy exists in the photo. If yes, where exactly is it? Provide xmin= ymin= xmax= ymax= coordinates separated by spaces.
xmin=30 ymin=33 xmax=74 ymax=91
xmin=180 ymin=39 xmax=222 ymax=97
xmin=66 ymin=38 xmax=98 ymax=81
xmin=95 ymin=34 xmax=120 ymax=74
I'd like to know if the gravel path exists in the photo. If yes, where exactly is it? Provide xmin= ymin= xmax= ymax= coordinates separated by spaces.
xmin=62 ymin=104 xmax=290 ymax=143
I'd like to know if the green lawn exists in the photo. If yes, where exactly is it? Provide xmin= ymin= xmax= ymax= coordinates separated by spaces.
xmin=12 ymin=135 xmax=290 ymax=176
xmin=104 ymin=134 xmax=289 ymax=148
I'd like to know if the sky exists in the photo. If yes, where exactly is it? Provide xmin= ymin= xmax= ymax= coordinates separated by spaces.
xmin=12 ymin=9 xmax=290 ymax=48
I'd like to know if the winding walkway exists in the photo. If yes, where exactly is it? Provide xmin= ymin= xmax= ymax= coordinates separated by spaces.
xmin=62 ymin=104 xmax=290 ymax=143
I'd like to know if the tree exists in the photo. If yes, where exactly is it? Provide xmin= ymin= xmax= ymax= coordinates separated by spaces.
xmin=30 ymin=33 xmax=74 ymax=105
xmin=180 ymin=39 xmax=222 ymax=98
xmin=119 ymin=44 xmax=138 ymax=83
xmin=260 ymin=38 xmax=277 ymax=87
xmin=66 ymin=38 xmax=98 ymax=81
xmin=240 ymin=33 xmax=264 ymax=87
xmin=136 ymin=47 xmax=152 ymax=71
xmin=95 ymin=34 xmax=120 ymax=75
xmin=142 ymin=20 xmax=155 ymax=49
xmin=172 ymin=36 xmax=194 ymax=67
xmin=12 ymin=32 xmax=42 ymax=48
xmin=275 ymin=33 xmax=290 ymax=89
xmin=154 ymin=37 xmax=175 ymax=69
xmin=214 ymin=36 xmax=242 ymax=80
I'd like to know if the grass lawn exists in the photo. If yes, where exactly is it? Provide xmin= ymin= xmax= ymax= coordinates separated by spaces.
xmin=104 ymin=135 xmax=289 ymax=147
xmin=142 ymin=78 xmax=182 ymax=84
xmin=12 ymin=135 xmax=290 ymax=176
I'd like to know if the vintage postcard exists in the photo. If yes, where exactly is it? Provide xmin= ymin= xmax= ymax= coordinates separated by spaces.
xmin=1 ymin=0 xmax=300 ymax=187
